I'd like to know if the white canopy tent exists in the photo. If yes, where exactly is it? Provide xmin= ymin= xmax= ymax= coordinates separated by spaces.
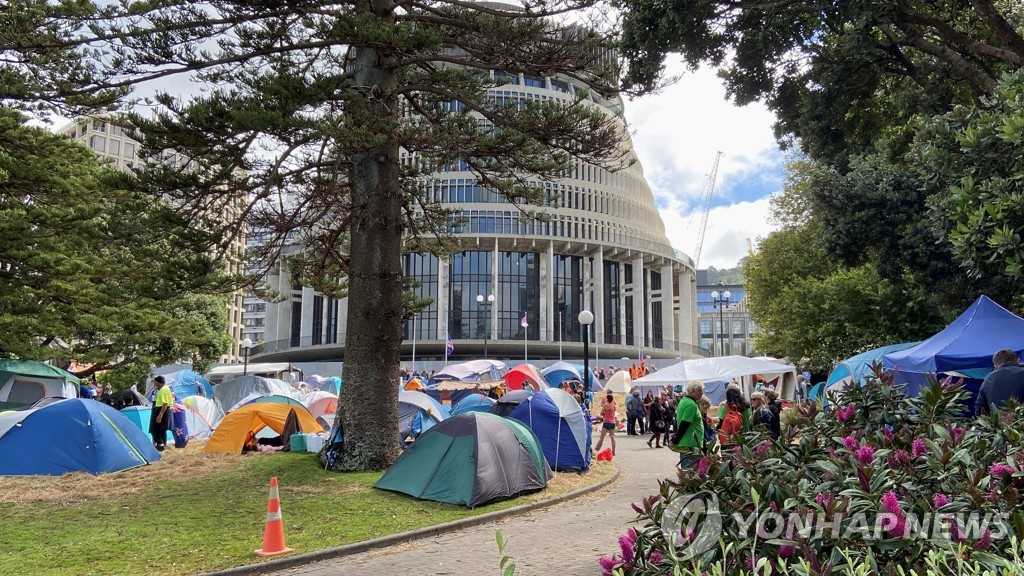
xmin=205 ymin=363 xmax=302 ymax=384
xmin=633 ymin=356 xmax=799 ymax=400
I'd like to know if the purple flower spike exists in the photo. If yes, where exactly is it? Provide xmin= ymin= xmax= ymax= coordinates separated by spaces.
xmin=933 ymin=493 xmax=949 ymax=508
xmin=856 ymin=445 xmax=875 ymax=466
xmin=842 ymin=436 xmax=858 ymax=451
xmin=912 ymin=438 xmax=928 ymax=458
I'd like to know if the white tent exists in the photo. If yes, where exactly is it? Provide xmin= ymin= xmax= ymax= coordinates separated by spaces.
xmin=633 ymin=356 xmax=799 ymax=400
xmin=212 ymin=375 xmax=297 ymax=414
xmin=180 ymin=395 xmax=224 ymax=440
xmin=603 ymin=371 xmax=631 ymax=394
xmin=205 ymin=363 xmax=302 ymax=384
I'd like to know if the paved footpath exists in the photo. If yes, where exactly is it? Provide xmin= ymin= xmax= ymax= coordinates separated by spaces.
xmin=271 ymin=433 xmax=680 ymax=576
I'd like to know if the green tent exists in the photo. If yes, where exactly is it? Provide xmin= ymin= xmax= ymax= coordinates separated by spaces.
xmin=374 ymin=412 xmax=552 ymax=508
xmin=0 ymin=360 xmax=81 ymax=409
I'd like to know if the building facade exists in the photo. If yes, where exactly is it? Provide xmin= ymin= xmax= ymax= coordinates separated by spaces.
xmin=252 ymin=69 xmax=704 ymax=364
xmin=58 ymin=117 xmax=250 ymax=363
xmin=695 ymin=270 xmax=759 ymax=356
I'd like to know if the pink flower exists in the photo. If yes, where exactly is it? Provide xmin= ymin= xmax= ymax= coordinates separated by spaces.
xmin=598 ymin=555 xmax=619 ymax=575
xmin=842 ymin=436 xmax=859 ymax=451
xmin=977 ymin=529 xmax=994 ymax=551
xmin=697 ymin=456 xmax=709 ymax=479
xmin=755 ymin=441 xmax=771 ymax=457
xmin=618 ymin=529 xmax=636 ymax=564
xmin=769 ymin=501 xmax=778 ymax=513
xmin=912 ymin=438 xmax=928 ymax=458
xmin=990 ymin=463 xmax=1014 ymax=477
xmin=883 ymin=426 xmax=895 ymax=442
xmin=856 ymin=445 xmax=875 ymax=466
xmin=815 ymin=492 xmax=835 ymax=510
xmin=933 ymin=493 xmax=949 ymax=508
xmin=835 ymin=404 xmax=856 ymax=422
xmin=779 ymin=545 xmax=796 ymax=559
xmin=946 ymin=518 xmax=964 ymax=543
xmin=951 ymin=426 xmax=965 ymax=445
xmin=881 ymin=491 xmax=901 ymax=515
xmin=887 ymin=449 xmax=912 ymax=468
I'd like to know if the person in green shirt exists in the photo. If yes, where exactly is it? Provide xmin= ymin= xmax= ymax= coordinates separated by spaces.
xmin=149 ymin=375 xmax=173 ymax=451
xmin=674 ymin=381 xmax=705 ymax=468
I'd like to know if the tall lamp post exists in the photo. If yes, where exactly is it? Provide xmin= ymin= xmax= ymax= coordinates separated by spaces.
xmin=241 ymin=337 xmax=253 ymax=375
xmin=579 ymin=310 xmax=594 ymax=406
xmin=710 ymin=282 xmax=731 ymax=357
xmin=476 ymin=293 xmax=494 ymax=359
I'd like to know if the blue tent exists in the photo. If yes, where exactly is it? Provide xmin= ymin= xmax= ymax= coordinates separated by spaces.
xmin=883 ymin=296 xmax=1024 ymax=397
xmin=508 ymin=387 xmax=591 ymax=472
xmin=828 ymin=343 xmax=920 ymax=388
xmin=541 ymin=362 xmax=599 ymax=392
xmin=398 ymin=390 xmax=451 ymax=446
xmin=148 ymin=370 xmax=213 ymax=399
xmin=0 ymin=399 xmax=161 ymax=476
xmin=451 ymin=393 xmax=496 ymax=416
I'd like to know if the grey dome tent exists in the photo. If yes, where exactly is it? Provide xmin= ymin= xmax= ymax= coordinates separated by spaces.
xmin=374 ymin=412 xmax=552 ymax=508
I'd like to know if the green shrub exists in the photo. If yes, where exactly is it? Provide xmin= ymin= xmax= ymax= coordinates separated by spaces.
xmin=600 ymin=371 xmax=1024 ymax=575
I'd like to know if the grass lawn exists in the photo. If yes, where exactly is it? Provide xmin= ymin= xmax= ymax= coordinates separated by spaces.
xmin=0 ymin=443 xmax=613 ymax=576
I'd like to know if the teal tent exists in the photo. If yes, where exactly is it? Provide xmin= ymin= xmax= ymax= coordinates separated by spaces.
xmin=0 ymin=360 xmax=80 ymax=409
xmin=375 ymin=412 xmax=552 ymax=508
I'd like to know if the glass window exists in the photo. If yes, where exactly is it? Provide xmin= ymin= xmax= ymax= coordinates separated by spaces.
xmin=523 ymin=75 xmax=544 ymax=88
xmin=90 ymin=135 xmax=106 ymax=152
xmin=124 ymin=142 xmax=135 ymax=158
xmin=108 ymin=139 xmax=120 ymax=155
xmin=551 ymin=79 xmax=570 ymax=93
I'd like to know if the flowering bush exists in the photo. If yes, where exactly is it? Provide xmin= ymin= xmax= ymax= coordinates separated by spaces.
xmin=601 ymin=371 xmax=1024 ymax=575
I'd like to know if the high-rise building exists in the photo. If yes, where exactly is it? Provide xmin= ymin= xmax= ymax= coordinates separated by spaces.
xmin=695 ymin=269 xmax=758 ymax=357
xmin=57 ymin=116 xmax=250 ymax=363
xmin=252 ymin=69 xmax=704 ymax=365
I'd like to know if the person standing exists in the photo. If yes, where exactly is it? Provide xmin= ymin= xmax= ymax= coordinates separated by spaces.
xmin=594 ymin=391 xmax=618 ymax=456
xmin=976 ymin=349 xmax=1024 ymax=415
xmin=625 ymin=390 xmax=642 ymax=435
xmin=673 ymin=381 xmax=706 ymax=468
xmin=646 ymin=396 xmax=666 ymax=448
xmin=149 ymin=375 xmax=173 ymax=451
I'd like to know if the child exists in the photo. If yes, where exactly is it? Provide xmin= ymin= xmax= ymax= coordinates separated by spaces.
xmin=698 ymin=396 xmax=716 ymax=453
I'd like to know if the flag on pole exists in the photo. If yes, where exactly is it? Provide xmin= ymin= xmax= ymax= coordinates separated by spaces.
xmin=446 ymin=335 xmax=455 ymax=356
xmin=520 ymin=314 xmax=529 ymax=328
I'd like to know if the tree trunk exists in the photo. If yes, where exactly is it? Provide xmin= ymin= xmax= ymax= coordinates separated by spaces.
xmin=331 ymin=37 xmax=403 ymax=471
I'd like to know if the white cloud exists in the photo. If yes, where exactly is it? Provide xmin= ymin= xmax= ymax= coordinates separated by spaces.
xmin=624 ymin=62 xmax=784 ymax=269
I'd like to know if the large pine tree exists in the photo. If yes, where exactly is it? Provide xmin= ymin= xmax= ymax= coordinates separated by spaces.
xmin=3 ymin=0 xmax=631 ymax=470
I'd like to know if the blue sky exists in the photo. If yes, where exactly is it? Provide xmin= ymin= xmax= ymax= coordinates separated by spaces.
xmin=624 ymin=63 xmax=786 ymax=270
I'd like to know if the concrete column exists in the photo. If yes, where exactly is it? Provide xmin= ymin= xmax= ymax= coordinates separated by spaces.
xmin=661 ymin=262 xmax=676 ymax=351
xmin=543 ymin=243 xmax=555 ymax=341
xmin=680 ymin=269 xmax=697 ymax=345
xmin=593 ymin=249 xmax=605 ymax=345
xmin=617 ymin=261 xmax=627 ymax=341
xmin=632 ymin=255 xmax=644 ymax=353
xmin=437 ymin=259 xmax=450 ymax=340
xmin=264 ymin=263 xmax=286 ymax=343
xmin=492 ymin=240 xmax=499 ymax=340
xmin=300 ymin=286 xmax=315 ymax=343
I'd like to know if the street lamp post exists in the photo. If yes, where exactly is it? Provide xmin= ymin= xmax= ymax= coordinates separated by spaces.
xmin=710 ymin=282 xmax=731 ymax=357
xmin=241 ymin=337 xmax=253 ymax=375
xmin=579 ymin=310 xmax=594 ymax=407
xmin=476 ymin=294 xmax=495 ymax=359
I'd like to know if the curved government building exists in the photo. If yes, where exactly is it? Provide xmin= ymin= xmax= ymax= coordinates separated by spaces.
xmin=253 ymin=69 xmax=703 ymax=365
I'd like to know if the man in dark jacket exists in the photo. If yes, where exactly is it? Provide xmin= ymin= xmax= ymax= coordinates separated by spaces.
xmin=976 ymin=349 xmax=1024 ymax=416
xmin=625 ymin=390 xmax=642 ymax=435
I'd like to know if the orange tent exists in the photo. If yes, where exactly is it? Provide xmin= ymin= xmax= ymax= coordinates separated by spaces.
xmin=204 ymin=403 xmax=324 ymax=454
xmin=505 ymin=364 xmax=546 ymax=392
xmin=404 ymin=377 xmax=425 ymax=391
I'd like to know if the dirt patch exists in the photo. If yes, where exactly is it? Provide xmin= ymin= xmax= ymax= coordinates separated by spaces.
xmin=0 ymin=440 xmax=245 ymax=504
xmin=546 ymin=460 xmax=614 ymax=494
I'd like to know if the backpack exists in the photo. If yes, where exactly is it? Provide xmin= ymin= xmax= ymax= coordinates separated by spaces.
xmin=718 ymin=405 xmax=744 ymax=445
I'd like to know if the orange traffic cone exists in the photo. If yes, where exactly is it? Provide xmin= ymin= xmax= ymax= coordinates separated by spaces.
xmin=254 ymin=477 xmax=294 ymax=557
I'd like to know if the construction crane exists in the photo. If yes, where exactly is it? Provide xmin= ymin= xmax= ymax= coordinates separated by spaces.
xmin=692 ymin=151 xmax=724 ymax=270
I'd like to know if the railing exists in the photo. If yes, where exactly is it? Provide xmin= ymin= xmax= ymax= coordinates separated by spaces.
xmin=251 ymin=332 xmax=711 ymax=359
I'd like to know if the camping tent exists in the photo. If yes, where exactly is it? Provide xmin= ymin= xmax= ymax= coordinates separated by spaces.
xmin=603 ymin=371 xmax=631 ymax=394
xmin=488 ymin=389 xmax=532 ymax=417
xmin=305 ymin=375 xmax=341 ymax=395
xmin=634 ymin=356 xmax=799 ymax=400
xmin=204 ymin=403 xmax=323 ymax=454
xmin=432 ymin=360 xmax=508 ymax=383
xmin=828 ymin=343 xmax=920 ymax=391
xmin=398 ymin=390 xmax=450 ymax=445
xmin=374 ymin=412 xmax=552 ymax=507
xmin=0 ymin=399 xmax=160 ymax=475
xmin=450 ymin=393 xmax=496 ymax=416
xmin=146 ymin=369 xmax=213 ymax=399
xmin=212 ymin=375 xmax=296 ymax=415
xmin=181 ymin=395 xmax=224 ymax=440
xmin=505 ymin=364 xmax=547 ymax=392
xmin=205 ymin=362 xmax=303 ymax=384
xmin=104 ymin=388 xmax=150 ymax=408
xmin=508 ymin=388 xmax=591 ymax=472
xmin=541 ymin=362 xmax=599 ymax=392
xmin=882 ymin=295 xmax=1024 ymax=397
xmin=0 ymin=360 xmax=79 ymax=408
